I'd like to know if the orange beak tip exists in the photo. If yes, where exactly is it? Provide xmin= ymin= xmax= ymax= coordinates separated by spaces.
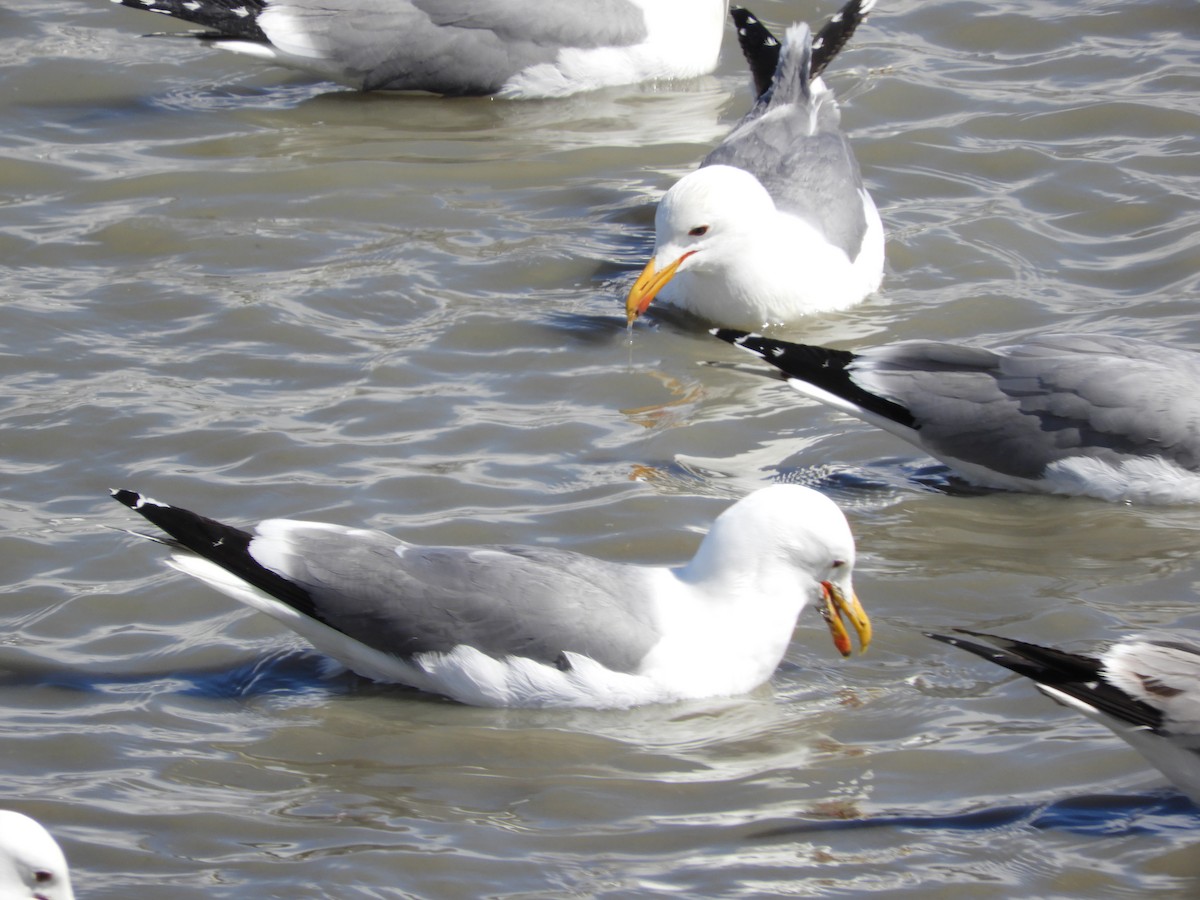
xmin=820 ymin=581 xmax=870 ymax=657
xmin=625 ymin=251 xmax=692 ymax=324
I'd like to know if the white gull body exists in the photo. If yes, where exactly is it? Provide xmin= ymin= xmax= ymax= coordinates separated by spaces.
xmin=627 ymin=0 xmax=883 ymax=330
xmin=110 ymin=0 xmax=727 ymax=98
xmin=716 ymin=330 xmax=1200 ymax=504
xmin=0 ymin=811 xmax=74 ymax=900
xmin=112 ymin=484 xmax=870 ymax=709
xmin=932 ymin=630 xmax=1200 ymax=806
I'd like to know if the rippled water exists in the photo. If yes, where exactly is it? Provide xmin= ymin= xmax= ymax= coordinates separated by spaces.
xmin=3 ymin=0 xmax=1200 ymax=896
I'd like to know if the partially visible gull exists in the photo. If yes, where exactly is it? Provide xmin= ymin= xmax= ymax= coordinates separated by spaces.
xmin=713 ymin=329 xmax=1200 ymax=504
xmin=109 ymin=0 xmax=727 ymax=98
xmin=111 ymin=485 xmax=870 ymax=709
xmin=626 ymin=0 xmax=883 ymax=330
xmin=930 ymin=629 xmax=1200 ymax=806
xmin=0 ymin=810 xmax=74 ymax=900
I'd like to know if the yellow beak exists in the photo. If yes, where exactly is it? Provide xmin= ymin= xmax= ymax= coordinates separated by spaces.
xmin=625 ymin=251 xmax=694 ymax=324
xmin=819 ymin=581 xmax=871 ymax=657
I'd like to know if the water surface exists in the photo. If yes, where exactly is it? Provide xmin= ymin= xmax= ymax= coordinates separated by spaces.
xmin=2 ymin=0 xmax=1200 ymax=896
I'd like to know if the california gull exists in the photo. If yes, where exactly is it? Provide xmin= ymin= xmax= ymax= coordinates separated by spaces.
xmin=111 ymin=485 xmax=870 ymax=708
xmin=713 ymin=329 xmax=1200 ymax=504
xmin=626 ymin=0 xmax=883 ymax=329
xmin=109 ymin=0 xmax=727 ymax=97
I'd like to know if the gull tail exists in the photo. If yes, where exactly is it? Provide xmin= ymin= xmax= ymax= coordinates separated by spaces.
xmin=765 ymin=21 xmax=815 ymax=109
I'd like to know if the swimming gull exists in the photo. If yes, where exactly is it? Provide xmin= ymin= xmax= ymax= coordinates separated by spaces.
xmin=626 ymin=0 xmax=883 ymax=330
xmin=713 ymin=329 xmax=1200 ymax=504
xmin=111 ymin=485 xmax=870 ymax=709
xmin=930 ymin=629 xmax=1200 ymax=806
xmin=0 ymin=810 xmax=74 ymax=900
xmin=109 ymin=0 xmax=727 ymax=97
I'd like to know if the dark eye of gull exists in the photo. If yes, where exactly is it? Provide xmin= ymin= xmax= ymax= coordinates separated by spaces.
xmin=689 ymin=225 xmax=709 ymax=237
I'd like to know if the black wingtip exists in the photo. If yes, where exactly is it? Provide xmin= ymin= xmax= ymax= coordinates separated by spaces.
xmin=810 ymin=0 xmax=876 ymax=80
xmin=709 ymin=332 xmax=917 ymax=430
xmin=113 ymin=0 xmax=270 ymax=42
xmin=111 ymin=488 xmax=141 ymax=509
xmin=926 ymin=629 xmax=1098 ymax=689
xmin=926 ymin=627 xmax=1001 ymax=645
xmin=110 ymin=488 xmax=172 ymax=513
xmin=925 ymin=629 xmax=1008 ymax=659
xmin=730 ymin=7 xmax=782 ymax=99
xmin=928 ymin=628 xmax=1165 ymax=731
xmin=710 ymin=327 xmax=754 ymax=344
xmin=109 ymin=487 xmax=322 ymax=622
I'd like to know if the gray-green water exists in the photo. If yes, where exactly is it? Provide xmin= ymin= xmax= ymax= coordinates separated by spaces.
xmin=3 ymin=0 xmax=1200 ymax=895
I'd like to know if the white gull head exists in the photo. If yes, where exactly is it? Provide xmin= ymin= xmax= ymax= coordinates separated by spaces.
xmin=0 ymin=811 xmax=74 ymax=900
xmin=627 ymin=164 xmax=881 ymax=330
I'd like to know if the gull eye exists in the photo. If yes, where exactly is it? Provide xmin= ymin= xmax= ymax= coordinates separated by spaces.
xmin=688 ymin=225 xmax=709 ymax=237
xmin=831 ymin=560 xmax=846 ymax=569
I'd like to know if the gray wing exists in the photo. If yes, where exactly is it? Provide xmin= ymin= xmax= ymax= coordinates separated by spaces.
xmin=258 ymin=526 xmax=663 ymax=672
xmin=703 ymin=22 xmax=869 ymax=259
xmin=853 ymin=334 xmax=1200 ymax=479
xmin=265 ymin=0 xmax=649 ymax=93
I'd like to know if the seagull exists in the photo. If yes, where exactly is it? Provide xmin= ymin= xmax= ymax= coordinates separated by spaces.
xmin=0 ymin=811 xmax=74 ymax=900
xmin=626 ymin=0 xmax=883 ymax=330
xmin=108 ymin=0 xmax=727 ymax=98
xmin=929 ymin=629 xmax=1200 ymax=806
xmin=713 ymin=329 xmax=1200 ymax=504
xmin=110 ymin=485 xmax=870 ymax=709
